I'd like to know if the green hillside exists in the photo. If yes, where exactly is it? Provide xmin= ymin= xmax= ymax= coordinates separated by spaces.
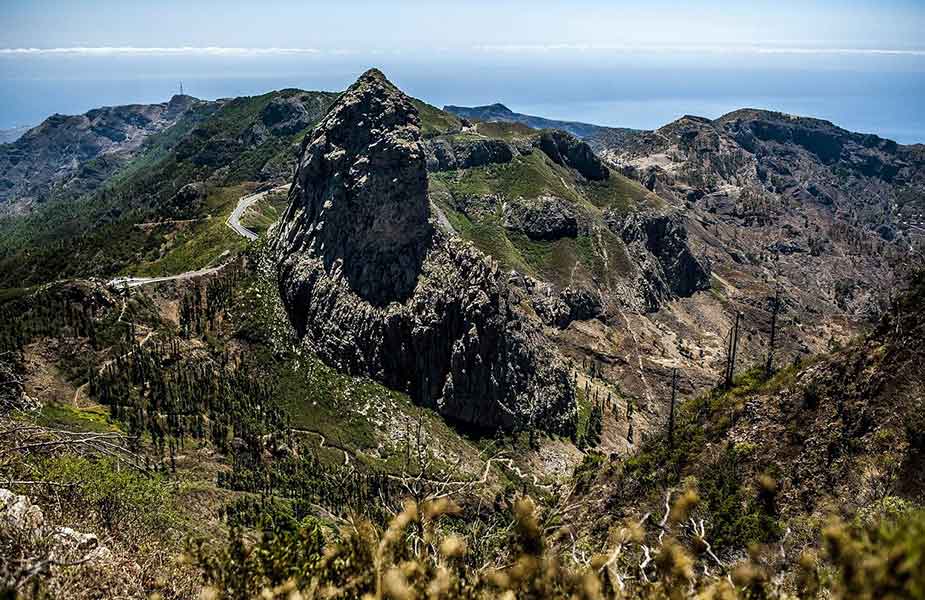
xmin=0 ymin=90 xmax=337 ymax=288
xmin=427 ymin=117 xmax=656 ymax=289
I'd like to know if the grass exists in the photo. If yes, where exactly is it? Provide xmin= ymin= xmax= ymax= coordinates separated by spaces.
xmin=275 ymin=354 xmax=382 ymax=452
xmin=510 ymin=233 xmax=582 ymax=287
xmin=575 ymin=385 xmax=593 ymax=441
xmin=433 ymin=184 xmax=633 ymax=289
xmin=411 ymin=99 xmax=463 ymax=137
xmin=0 ymin=286 xmax=31 ymax=302
xmin=35 ymin=403 xmax=120 ymax=433
xmin=128 ymin=184 xmax=253 ymax=277
xmin=581 ymin=169 xmax=655 ymax=213
xmin=240 ymin=190 xmax=289 ymax=237
xmin=427 ymin=127 xmax=646 ymax=288
xmin=474 ymin=121 xmax=536 ymax=140
xmin=432 ymin=152 xmax=585 ymax=204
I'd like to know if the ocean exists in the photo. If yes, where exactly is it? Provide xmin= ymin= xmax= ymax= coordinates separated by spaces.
xmin=2 ymin=54 xmax=924 ymax=144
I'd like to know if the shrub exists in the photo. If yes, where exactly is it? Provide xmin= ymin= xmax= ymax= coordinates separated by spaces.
xmin=192 ymin=511 xmax=326 ymax=599
xmin=698 ymin=446 xmax=781 ymax=552
xmin=36 ymin=455 xmax=174 ymax=532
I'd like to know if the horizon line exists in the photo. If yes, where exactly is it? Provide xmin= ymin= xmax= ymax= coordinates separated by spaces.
xmin=1 ymin=44 xmax=924 ymax=57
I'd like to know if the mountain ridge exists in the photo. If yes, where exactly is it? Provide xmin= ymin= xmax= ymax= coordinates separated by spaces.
xmin=1 ymin=67 xmax=924 ymax=600
xmin=0 ymin=94 xmax=206 ymax=215
xmin=443 ymin=102 xmax=640 ymax=150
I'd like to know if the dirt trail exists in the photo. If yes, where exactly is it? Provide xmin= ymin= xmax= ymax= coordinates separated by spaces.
xmin=289 ymin=424 xmax=551 ymax=489
xmin=291 ymin=428 xmax=352 ymax=467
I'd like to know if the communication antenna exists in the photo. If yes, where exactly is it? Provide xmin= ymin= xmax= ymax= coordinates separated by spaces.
xmin=179 ymin=81 xmax=184 ymax=96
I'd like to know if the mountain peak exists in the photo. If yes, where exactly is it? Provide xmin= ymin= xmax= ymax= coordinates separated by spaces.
xmin=356 ymin=67 xmax=392 ymax=87
xmin=276 ymin=68 xmax=430 ymax=307
xmin=273 ymin=71 xmax=575 ymax=430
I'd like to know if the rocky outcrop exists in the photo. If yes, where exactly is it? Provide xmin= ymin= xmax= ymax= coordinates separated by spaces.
xmin=0 ymin=488 xmax=117 ymax=590
xmin=525 ymin=278 xmax=604 ymax=329
xmin=606 ymin=210 xmax=711 ymax=311
xmin=534 ymin=130 xmax=609 ymax=181
xmin=502 ymin=195 xmax=582 ymax=240
xmin=425 ymin=137 xmax=516 ymax=171
xmin=274 ymin=69 xmax=575 ymax=431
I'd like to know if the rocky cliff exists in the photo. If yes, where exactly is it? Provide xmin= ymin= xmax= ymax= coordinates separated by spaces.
xmin=607 ymin=209 xmax=711 ymax=311
xmin=274 ymin=69 xmax=576 ymax=431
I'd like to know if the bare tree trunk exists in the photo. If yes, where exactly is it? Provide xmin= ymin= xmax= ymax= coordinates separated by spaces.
xmin=668 ymin=368 xmax=677 ymax=450
xmin=724 ymin=312 xmax=741 ymax=389
xmin=765 ymin=286 xmax=780 ymax=378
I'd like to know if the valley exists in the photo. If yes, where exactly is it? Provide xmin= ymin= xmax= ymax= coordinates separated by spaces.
xmin=0 ymin=68 xmax=923 ymax=600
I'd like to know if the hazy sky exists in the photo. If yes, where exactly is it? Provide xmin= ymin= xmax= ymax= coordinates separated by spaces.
xmin=2 ymin=0 xmax=924 ymax=142
xmin=3 ymin=0 xmax=924 ymax=52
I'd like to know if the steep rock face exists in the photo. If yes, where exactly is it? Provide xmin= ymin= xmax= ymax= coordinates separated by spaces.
xmin=534 ymin=130 xmax=609 ymax=181
xmin=424 ymin=137 xmax=516 ymax=172
xmin=606 ymin=210 xmax=711 ymax=311
xmin=502 ymin=195 xmax=582 ymax=240
xmin=275 ymin=69 xmax=575 ymax=431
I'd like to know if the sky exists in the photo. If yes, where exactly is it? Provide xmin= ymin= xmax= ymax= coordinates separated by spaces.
xmin=3 ymin=0 xmax=925 ymax=51
xmin=1 ymin=0 xmax=924 ymax=142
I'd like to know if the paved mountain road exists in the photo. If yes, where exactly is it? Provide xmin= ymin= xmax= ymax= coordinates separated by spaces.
xmin=225 ymin=184 xmax=290 ymax=240
xmin=107 ymin=184 xmax=289 ymax=289
xmin=108 ymin=262 xmax=228 ymax=289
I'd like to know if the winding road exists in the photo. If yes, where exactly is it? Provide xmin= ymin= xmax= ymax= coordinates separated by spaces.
xmin=107 ymin=184 xmax=289 ymax=289
xmin=108 ymin=263 xmax=229 ymax=289
xmin=225 ymin=184 xmax=290 ymax=241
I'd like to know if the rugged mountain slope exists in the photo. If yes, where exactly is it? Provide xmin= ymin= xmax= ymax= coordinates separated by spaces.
xmin=274 ymin=69 xmax=575 ymax=430
xmin=444 ymin=102 xmax=639 ymax=151
xmin=3 ymin=72 xmax=920 ymax=466
xmin=603 ymin=110 xmax=925 ymax=320
xmin=412 ymin=101 xmax=924 ymax=467
xmin=0 ymin=95 xmax=204 ymax=215
xmin=425 ymin=114 xmax=709 ymax=318
xmin=567 ymin=270 xmax=925 ymax=559
xmin=0 ymin=89 xmax=337 ymax=288
xmin=2 ymin=72 xmax=923 ymax=600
